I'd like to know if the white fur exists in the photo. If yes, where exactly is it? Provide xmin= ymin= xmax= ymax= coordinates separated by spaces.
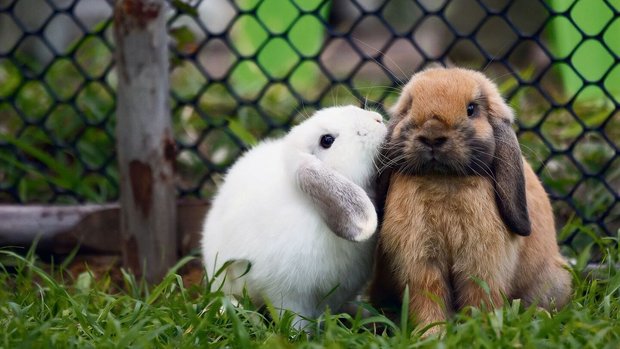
xmin=201 ymin=106 xmax=387 ymax=326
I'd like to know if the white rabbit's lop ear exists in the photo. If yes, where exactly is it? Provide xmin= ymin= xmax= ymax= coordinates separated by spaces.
xmin=296 ymin=154 xmax=378 ymax=242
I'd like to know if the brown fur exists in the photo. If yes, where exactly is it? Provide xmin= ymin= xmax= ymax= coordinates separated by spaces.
xmin=371 ymin=67 xmax=572 ymax=331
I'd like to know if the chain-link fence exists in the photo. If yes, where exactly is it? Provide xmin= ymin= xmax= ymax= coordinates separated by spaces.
xmin=0 ymin=0 xmax=618 ymax=253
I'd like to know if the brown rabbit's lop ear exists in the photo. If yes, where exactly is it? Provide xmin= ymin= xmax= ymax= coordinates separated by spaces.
xmin=377 ymin=97 xmax=409 ymax=222
xmin=375 ymin=136 xmax=393 ymax=222
xmin=423 ymin=61 xmax=446 ymax=70
xmin=388 ymin=84 xmax=413 ymax=119
xmin=489 ymin=103 xmax=531 ymax=237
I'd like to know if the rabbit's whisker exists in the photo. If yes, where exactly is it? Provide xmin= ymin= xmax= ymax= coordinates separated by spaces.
xmin=468 ymin=157 xmax=503 ymax=199
xmin=351 ymin=37 xmax=408 ymax=88
xmin=377 ymin=154 xmax=408 ymax=175
xmin=493 ymin=137 xmax=554 ymax=179
xmin=470 ymin=147 xmax=521 ymax=173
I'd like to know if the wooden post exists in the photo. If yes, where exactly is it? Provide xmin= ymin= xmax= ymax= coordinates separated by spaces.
xmin=113 ymin=0 xmax=177 ymax=283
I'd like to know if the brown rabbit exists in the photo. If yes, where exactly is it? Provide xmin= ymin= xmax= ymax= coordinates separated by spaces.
xmin=370 ymin=67 xmax=572 ymax=331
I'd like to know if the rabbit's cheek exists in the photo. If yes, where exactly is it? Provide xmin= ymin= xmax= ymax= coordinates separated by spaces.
xmin=470 ymin=116 xmax=494 ymax=138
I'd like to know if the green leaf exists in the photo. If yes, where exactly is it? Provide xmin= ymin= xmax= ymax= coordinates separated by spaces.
xmin=76 ymin=271 xmax=94 ymax=293
xmin=226 ymin=118 xmax=258 ymax=147
xmin=170 ymin=26 xmax=197 ymax=50
xmin=171 ymin=0 xmax=198 ymax=16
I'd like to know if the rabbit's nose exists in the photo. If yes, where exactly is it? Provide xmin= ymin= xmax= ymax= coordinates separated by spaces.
xmin=418 ymin=135 xmax=447 ymax=148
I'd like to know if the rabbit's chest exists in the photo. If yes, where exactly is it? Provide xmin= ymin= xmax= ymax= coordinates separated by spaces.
xmin=382 ymin=173 xmax=510 ymax=261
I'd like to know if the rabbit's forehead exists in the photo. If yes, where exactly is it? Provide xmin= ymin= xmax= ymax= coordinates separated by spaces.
xmin=293 ymin=119 xmax=348 ymax=145
xmin=408 ymin=72 xmax=482 ymax=125
xmin=312 ymin=110 xmax=375 ymax=130
xmin=311 ymin=117 xmax=348 ymax=133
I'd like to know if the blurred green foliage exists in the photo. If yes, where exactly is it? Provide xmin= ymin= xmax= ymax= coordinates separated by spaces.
xmin=0 ymin=0 xmax=618 ymax=244
xmin=548 ymin=0 xmax=620 ymax=100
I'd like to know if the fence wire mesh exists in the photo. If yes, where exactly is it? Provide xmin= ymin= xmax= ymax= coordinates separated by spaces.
xmin=0 ymin=0 xmax=618 ymax=253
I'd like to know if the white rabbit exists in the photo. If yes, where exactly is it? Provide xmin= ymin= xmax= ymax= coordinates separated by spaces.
xmin=201 ymin=105 xmax=387 ymax=328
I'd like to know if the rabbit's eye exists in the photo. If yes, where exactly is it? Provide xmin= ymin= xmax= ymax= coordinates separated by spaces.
xmin=320 ymin=134 xmax=335 ymax=149
xmin=467 ymin=103 xmax=477 ymax=117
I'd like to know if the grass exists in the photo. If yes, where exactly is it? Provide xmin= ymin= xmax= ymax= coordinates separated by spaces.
xmin=1 ymin=227 xmax=619 ymax=348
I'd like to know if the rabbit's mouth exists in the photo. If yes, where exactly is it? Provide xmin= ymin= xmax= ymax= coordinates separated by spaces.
xmin=395 ymin=145 xmax=491 ymax=177
xmin=406 ymin=155 xmax=467 ymax=176
xmin=388 ymin=122 xmax=494 ymax=178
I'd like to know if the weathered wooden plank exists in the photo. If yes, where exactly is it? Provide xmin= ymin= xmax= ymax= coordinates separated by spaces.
xmin=114 ymin=0 xmax=177 ymax=283
xmin=0 ymin=202 xmax=208 ymax=256
xmin=0 ymin=204 xmax=116 ymax=248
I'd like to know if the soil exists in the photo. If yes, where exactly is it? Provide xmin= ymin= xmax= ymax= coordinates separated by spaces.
xmin=61 ymin=254 xmax=206 ymax=290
